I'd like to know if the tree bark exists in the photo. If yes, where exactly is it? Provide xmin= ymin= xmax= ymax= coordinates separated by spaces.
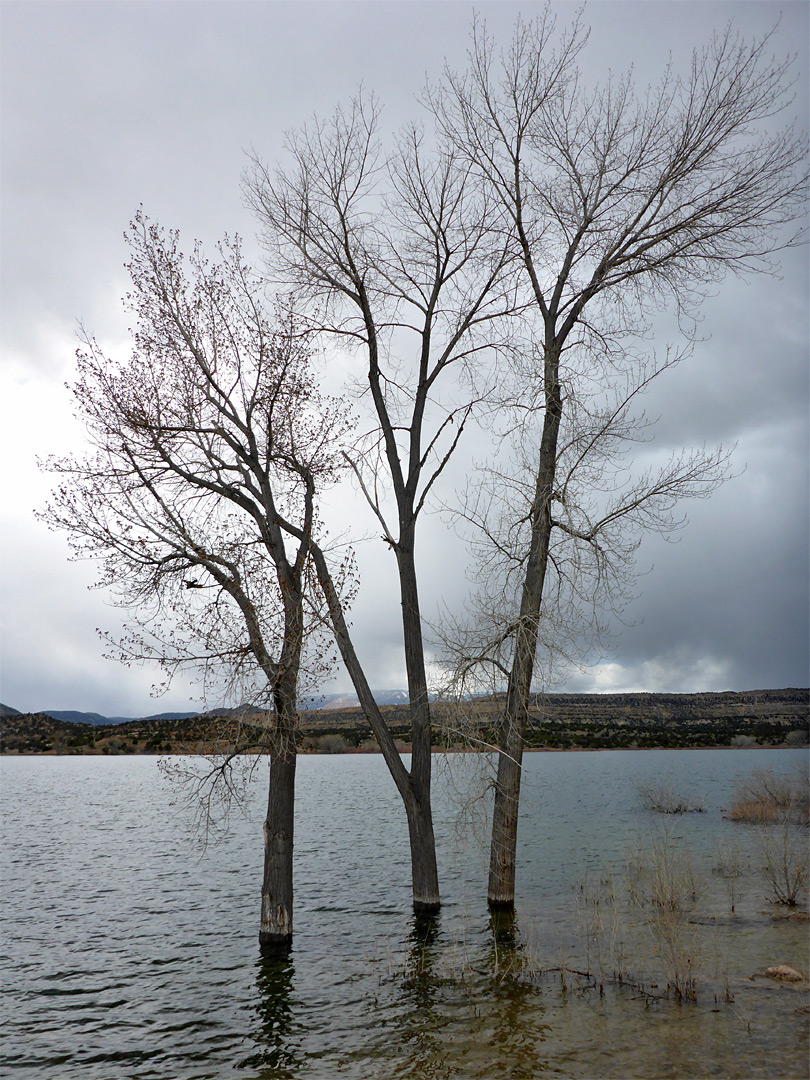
xmin=259 ymin=735 xmax=296 ymax=949
xmin=488 ymin=341 xmax=562 ymax=910
xmin=404 ymin=786 xmax=440 ymax=913
xmin=259 ymin=652 xmax=300 ymax=949
xmin=396 ymin=535 xmax=441 ymax=912
xmin=487 ymin=689 xmax=528 ymax=909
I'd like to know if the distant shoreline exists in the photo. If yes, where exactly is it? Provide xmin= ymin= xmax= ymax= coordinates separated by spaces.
xmin=2 ymin=689 xmax=807 ymax=756
xmin=1 ymin=743 xmax=806 ymax=759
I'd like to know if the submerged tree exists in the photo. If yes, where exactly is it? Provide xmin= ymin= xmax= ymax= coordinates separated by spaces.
xmin=245 ymin=96 xmax=517 ymax=912
xmin=431 ymin=10 xmax=808 ymax=908
xmin=41 ymin=213 xmax=353 ymax=947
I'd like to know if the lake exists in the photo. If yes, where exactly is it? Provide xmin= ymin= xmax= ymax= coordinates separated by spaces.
xmin=1 ymin=749 xmax=808 ymax=1078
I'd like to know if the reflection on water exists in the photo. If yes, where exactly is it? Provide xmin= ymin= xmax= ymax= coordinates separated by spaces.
xmin=363 ymin=911 xmax=552 ymax=1080
xmin=1 ymin=750 xmax=807 ymax=1079
xmin=390 ymin=914 xmax=449 ymax=1078
xmin=476 ymin=914 xmax=551 ymax=1080
xmin=242 ymin=953 xmax=301 ymax=1080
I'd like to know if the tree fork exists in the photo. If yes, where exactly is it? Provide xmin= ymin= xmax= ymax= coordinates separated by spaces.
xmin=311 ymin=540 xmax=441 ymax=912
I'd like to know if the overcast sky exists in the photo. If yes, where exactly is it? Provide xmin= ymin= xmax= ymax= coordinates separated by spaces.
xmin=1 ymin=0 xmax=808 ymax=716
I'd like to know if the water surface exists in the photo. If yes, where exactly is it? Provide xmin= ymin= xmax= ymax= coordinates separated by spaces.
xmin=1 ymin=749 xmax=807 ymax=1078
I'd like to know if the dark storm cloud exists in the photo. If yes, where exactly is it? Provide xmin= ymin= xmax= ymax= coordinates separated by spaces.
xmin=1 ymin=1 xmax=807 ymax=714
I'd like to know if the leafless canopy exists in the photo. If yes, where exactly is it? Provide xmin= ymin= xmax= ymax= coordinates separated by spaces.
xmin=244 ymin=94 xmax=521 ymax=531
xmin=430 ymin=7 xmax=807 ymax=698
xmin=433 ymin=12 xmax=807 ymax=337
xmin=41 ymin=212 xmax=353 ymax=721
xmin=421 ymin=8 xmax=807 ymax=910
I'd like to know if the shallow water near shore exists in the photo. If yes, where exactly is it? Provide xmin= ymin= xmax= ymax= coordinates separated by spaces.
xmin=2 ymin=748 xmax=808 ymax=1078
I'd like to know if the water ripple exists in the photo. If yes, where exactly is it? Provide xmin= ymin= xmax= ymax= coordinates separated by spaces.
xmin=1 ymin=751 xmax=807 ymax=1079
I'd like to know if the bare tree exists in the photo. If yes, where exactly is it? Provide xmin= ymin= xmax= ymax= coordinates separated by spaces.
xmin=244 ymin=96 xmax=518 ymax=912
xmin=441 ymin=353 xmax=732 ymax=688
xmin=40 ymin=213 xmax=353 ymax=947
xmin=431 ymin=9 xmax=808 ymax=909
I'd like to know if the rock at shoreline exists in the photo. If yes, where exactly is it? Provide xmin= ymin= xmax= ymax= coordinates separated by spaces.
xmin=763 ymin=965 xmax=805 ymax=983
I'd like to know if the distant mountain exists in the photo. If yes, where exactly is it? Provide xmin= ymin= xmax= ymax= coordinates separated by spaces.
xmin=41 ymin=710 xmax=111 ymax=726
xmin=3 ymin=686 xmax=429 ymax=725
xmin=375 ymin=689 xmax=411 ymax=706
xmin=19 ymin=694 xmax=413 ymax=725
xmin=301 ymin=689 xmax=411 ymax=710
xmin=143 ymin=711 xmax=204 ymax=722
xmin=39 ymin=709 xmax=201 ymax=727
xmin=11 ymin=688 xmax=810 ymax=726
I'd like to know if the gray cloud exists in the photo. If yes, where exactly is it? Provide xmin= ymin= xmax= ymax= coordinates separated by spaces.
xmin=1 ymin=1 xmax=807 ymax=714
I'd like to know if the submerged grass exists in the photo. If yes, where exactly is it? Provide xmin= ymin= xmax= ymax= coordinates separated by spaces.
xmin=382 ymin=808 xmax=807 ymax=1014
xmin=726 ymin=765 xmax=810 ymax=825
xmin=638 ymin=779 xmax=705 ymax=815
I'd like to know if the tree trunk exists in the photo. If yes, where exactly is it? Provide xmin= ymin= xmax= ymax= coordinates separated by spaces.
xmin=488 ymin=339 xmax=562 ymax=910
xmin=404 ymin=784 xmax=440 ymax=913
xmin=311 ymin=540 xmax=440 ymax=910
xmin=259 ymin=742 xmax=296 ymax=949
xmin=260 ymin=754 xmax=295 ymax=948
xmin=397 ymin=536 xmax=441 ymax=912
xmin=487 ymin=692 xmax=528 ymax=908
